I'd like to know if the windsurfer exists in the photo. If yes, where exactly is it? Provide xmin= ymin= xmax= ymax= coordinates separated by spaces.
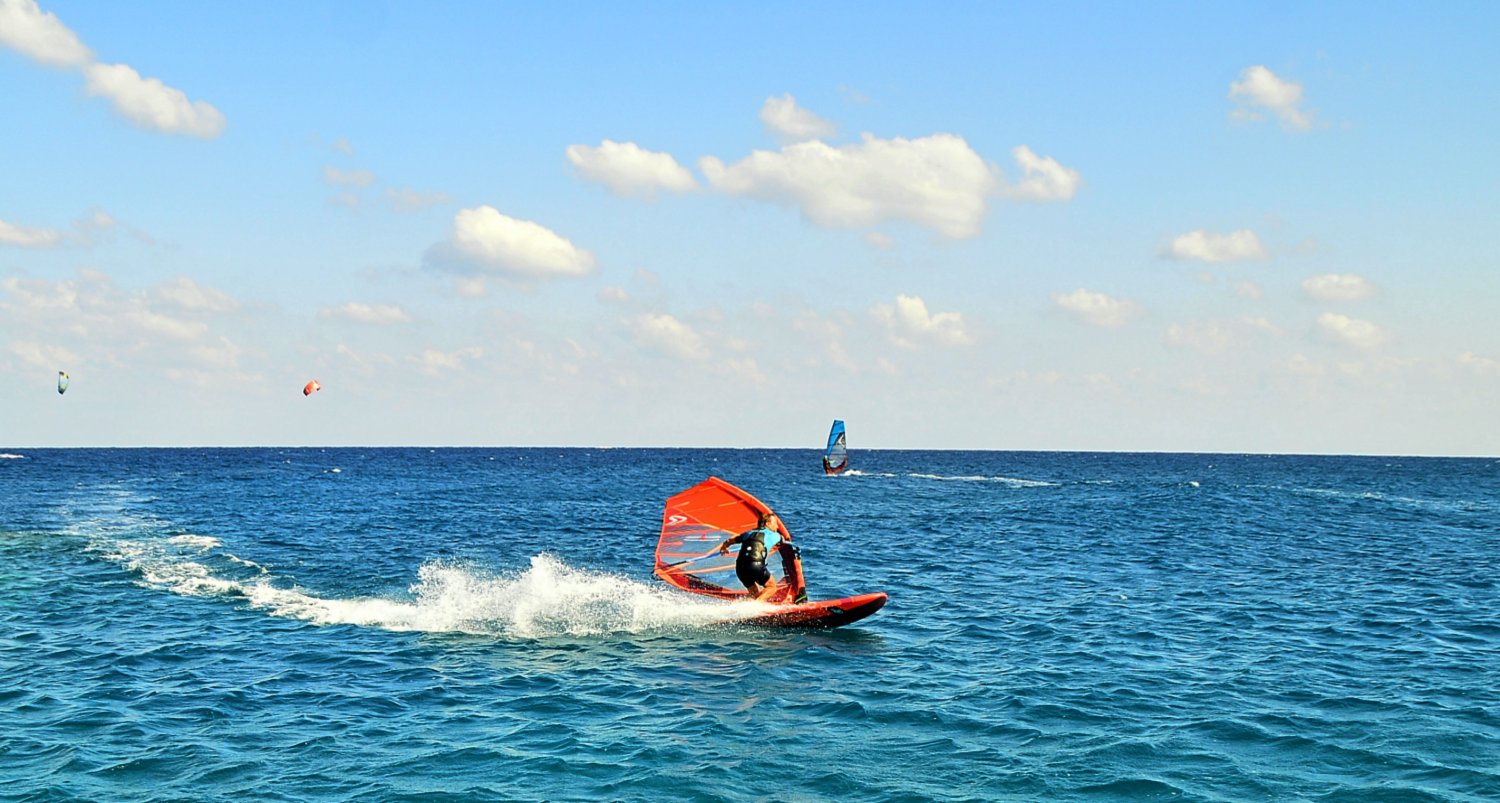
xmin=717 ymin=512 xmax=785 ymax=600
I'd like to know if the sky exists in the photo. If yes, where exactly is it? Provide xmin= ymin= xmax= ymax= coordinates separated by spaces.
xmin=2 ymin=1 xmax=1498 ymax=454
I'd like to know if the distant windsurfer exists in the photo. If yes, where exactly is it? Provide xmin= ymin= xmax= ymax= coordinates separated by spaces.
xmin=717 ymin=512 xmax=786 ymax=600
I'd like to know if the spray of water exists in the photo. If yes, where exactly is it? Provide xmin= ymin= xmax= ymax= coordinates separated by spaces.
xmin=94 ymin=528 xmax=763 ymax=638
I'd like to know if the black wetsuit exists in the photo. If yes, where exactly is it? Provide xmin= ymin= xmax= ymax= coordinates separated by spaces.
xmin=734 ymin=528 xmax=774 ymax=589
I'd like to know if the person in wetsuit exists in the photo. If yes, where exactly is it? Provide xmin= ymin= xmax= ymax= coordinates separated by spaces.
xmin=716 ymin=512 xmax=785 ymax=600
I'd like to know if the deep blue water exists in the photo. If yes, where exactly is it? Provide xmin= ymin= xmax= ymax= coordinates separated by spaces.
xmin=2 ymin=448 xmax=1498 ymax=802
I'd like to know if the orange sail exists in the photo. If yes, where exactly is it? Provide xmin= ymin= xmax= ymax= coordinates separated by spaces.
xmin=303 ymin=379 xmax=321 ymax=397
xmin=654 ymin=477 xmax=806 ymax=604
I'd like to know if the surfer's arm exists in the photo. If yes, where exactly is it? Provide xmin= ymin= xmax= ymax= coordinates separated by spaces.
xmin=717 ymin=533 xmax=745 ymax=554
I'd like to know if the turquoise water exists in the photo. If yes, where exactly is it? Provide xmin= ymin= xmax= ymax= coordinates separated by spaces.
xmin=2 ymin=448 xmax=1498 ymax=801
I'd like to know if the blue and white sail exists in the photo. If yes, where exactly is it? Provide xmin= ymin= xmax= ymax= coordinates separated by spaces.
xmin=823 ymin=419 xmax=848 ymax=475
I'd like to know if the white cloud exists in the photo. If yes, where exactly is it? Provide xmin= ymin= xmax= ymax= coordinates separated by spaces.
xmin=864 ymin=232 xmax=895 ymax=251
xmin=759 ymin=93 xmax=837 ymax=143
xmin=1229 ymin=65 xmax=1314 ymax=132
xmin=1457 ymin=352 xmax=1500 ymax=377
xmin=0 ymin=217 xmax=63 ymax=248
xmin=1302 ymin=273 xmax=1375 ymax=302
xmin=1166 ymin=321 xmax=1234 ymax=355
xmin=385 ymin=187 xmax=451 ymax=212
xmin=427 ymin=205 xmax=596 ymax=279
xmin=2 ymin=272 xmax=236 ymax=345
xmin=151 ymin=276 xmax=239 ymax=313
xmin=1317 ymin=312 xmax=1388 ymax=350
xmin=333 ymin=137 xmax=354 ymax=155
xmin=323 ymin=166 xmax=376 ymax=187
xmin=625 ymin=313 xmax=710 ymax=361
xmin=1053 ymin=288 xmax=1141 ymax=328
xmin=188 ymin=335 xmax=244 ymax=368
xmin=722 ymin=357 xmax=769 ymax=385
xmin=0 ymin=0 xmax=91 ymax=67
xmin=84 ymin=62 xmax=226 ymax=138
xmin=1166 ymin=229 xmax=1269 ymax=263
xmin=1002 ymin=145 xmax=1081 ymax=201
xmin=417 ymin=346 xmax=483 ymax=374
xmin=700 ymin=133 xmax=998 ymax=239
xmin=566 ymin=140 xmax=698 ymax=199
xmin=319 ymin=302 xmax=412 ymax=325
xmin=127 ymin=308 xmax=207 ymax=340
xmin=3 ymin=3 xmax=226 ymax=138
xmin=871 ymin=294 xmax=973 ymax=348
xmin=0 ymin=210 xmax=122 ymax=249
xmin=8 ymin=339 xmax=79 ymax=369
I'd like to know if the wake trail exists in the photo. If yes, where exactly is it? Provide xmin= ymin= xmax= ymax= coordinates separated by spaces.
xmin=70 ymin=490 xmax=766 ymax=638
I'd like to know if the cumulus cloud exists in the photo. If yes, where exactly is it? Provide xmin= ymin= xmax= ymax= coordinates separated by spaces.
xmin=1302 ymin=273 xmax=1375 ymax=302
xmin=566 ymin=140 xmax=698 ymax=199
xmin=759 ymin=94 xmax=837 ymax=143
xmin=84 ymin=62 xmax=226 ymax=138
xmin=8 ymin=339 xmax=79 ymax=369
xmin=1002 ymin=145 xmax=1081 ymax=201
xmin=152 ymin=276 xmax=239 ymax=313
xmin=871 ymin=294 xmax=973 ymax=348
xmin=0 ymin=210 xmax=123 ymax=249
xmin=1229 ymin=65 xmax=1314 ymax=131
xmin=0 ymin=0 xmax=91 ymax=67
xmin=319 ymin=302 xmax=412 ymax=325
xmin=417 ymin=346 xmax=483 ymax=374
xmin=188 ymin=335 xmax=244 ymax=368
xmin=1317 ymin=312 xmax=1388 ymax=350
xmin=323 ymin=166 xmax=376 ymax=187
xmin=2 ymin=272 xmax=237 ymax=344
xmin=625 ymin=313 xmax=710 ymax=360
xmin=0 ymin=217 xmax=63 ymax=248
xmin=1053 ymin=288 xmax=1142 ymax=328
xmin=2 ymin=2 xmax=225 ymax=137
xmin=1166 ymin=229 xmax=1269 ymax=263
xmin=426 ymin=205 xmax=596 ymax=280
xmin=0 ymin=272 xmax=257 ymax=386
xmin=700 ymin=133 xmax=998 ymax=239
xmin=1458 ymin=352 xmax=1500 ymax=377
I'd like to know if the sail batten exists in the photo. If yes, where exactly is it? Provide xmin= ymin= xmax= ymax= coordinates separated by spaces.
xmin=823 ymin=419 xmax=848 ymax=474
xmin=654 ymin=477 xmax=806 ymax=604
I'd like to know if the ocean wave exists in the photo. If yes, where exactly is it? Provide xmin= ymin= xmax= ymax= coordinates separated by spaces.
xmin=0 ymin=453 xmax=24 ymax=459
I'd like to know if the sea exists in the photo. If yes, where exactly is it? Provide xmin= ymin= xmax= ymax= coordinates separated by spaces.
xmin=1 ymin=448 xmax=1497 ymax=802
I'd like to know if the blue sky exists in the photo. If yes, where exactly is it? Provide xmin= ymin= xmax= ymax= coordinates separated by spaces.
xmin=3 ymin=1 xmax=1498 ymax=454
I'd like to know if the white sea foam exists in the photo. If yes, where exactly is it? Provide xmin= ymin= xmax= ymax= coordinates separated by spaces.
xmin=95 ymin=525 xmax=758 ymax=637
xmin=0 ymin=453 xmax=24 ymax=459
xmin=167 ymin=534 xmax=222 ymax=550
xmin=908 ymin=472 xmax=1054 ymax=487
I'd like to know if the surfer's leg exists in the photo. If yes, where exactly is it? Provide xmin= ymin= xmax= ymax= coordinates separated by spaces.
xmin=749 ymin=564 xmax=773 ymax=600
xmin=736 ymin=561 xmax=764 ymax=596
